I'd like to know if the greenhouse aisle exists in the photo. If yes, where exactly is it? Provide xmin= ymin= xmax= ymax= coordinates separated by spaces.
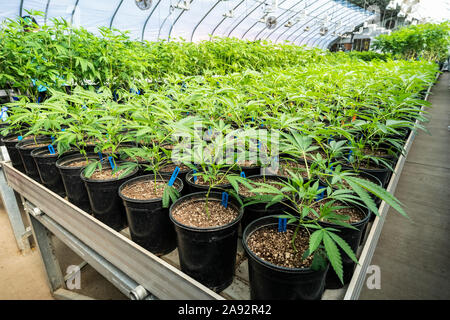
xmin=0 ymin=201 xmax=53 ymax=300
xmin=360 ymin=71 xmax=450 ymax=300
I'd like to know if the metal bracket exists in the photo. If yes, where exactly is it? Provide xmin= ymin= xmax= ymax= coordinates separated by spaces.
xmin=130 ymin=285 xmax=149 ymax=300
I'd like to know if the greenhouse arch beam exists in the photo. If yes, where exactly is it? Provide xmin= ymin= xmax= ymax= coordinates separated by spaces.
xmin=19 ymin=0 xmax=24 ymax=16
xmin=314 ymin=19 xmax=359 ymax=49
xmin=168 ymin=0 xmax=195 ymax=41
xmin=300 ymin=7 xmax=356 ymax=47
xmin=318 ymin=21 xmax=357 ymax=49
xmin=44 ymin=0 xmax=51 ymax=24
xmin=289 ymin=1 xmax=335 ymax=45
xmin=71 ymin=0 xmax=80 ymax=25
xmin=262 ymin=1 xmax=305 ymax=43
xmin=210 ymin=0 xmax=245 ymax=40
xmin=281 ymin=2 xmax=328 ymax=43
xmin=141 ymin=0 xmax=162 ymax=41
xmin=157 ymin=10 xmax=173 ymax=41
xmin=273 ymin=1 xmax=327 ymax=43
xmin=317 ymin=12 xmax=374 ymax=48
xmin=190 ymin=0 xmax=221 ymax=42
xmin=240 ymin=0 xmax=290 ymax=40
xmin=226 ymin=1 xmax=262 ymax=38
xmin=110 ymin=0 xmax=124 ymax=29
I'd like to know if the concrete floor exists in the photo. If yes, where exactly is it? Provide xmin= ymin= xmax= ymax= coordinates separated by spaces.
xmin=0 ymin=73 xmax=448 ymax=300
xmin=0 ymin=199 xmax=127 ymax=300
xmin=0 ymin=200 xmax=53 ymax=300
xmin=360 ymin=72 xmax=450 ymax=299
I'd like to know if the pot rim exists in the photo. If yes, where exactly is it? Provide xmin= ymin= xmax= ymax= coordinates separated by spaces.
xmin=237 ymin=174 xmax=288 ymax=200
xmin=169 ymin=191 xmax=243 ymax=232
xmin=185 ymin=169 xmax=232 ymax=188
xmin=242 ymin=215 xmax=328 ymax=274
xmin=118 ymin=173 xmax=184 ymax=203
xmin=16 ymin=138 xmax=52 ymax=150
xmin=55 ymin=152 xmax=99 ymax=169
xmin=80 ymin=160 xmax=138 ymax=183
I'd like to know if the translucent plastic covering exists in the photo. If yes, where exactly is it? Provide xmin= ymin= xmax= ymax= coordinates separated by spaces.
xmin=0 ymin=0 xmax=374 ymax=49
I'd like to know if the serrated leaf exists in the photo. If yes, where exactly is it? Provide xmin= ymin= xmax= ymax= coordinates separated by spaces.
xmin=323 ymin=232 xmax=344 ymax=284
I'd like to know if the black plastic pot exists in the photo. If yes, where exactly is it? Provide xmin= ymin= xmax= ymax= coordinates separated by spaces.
xmin=233 ymin=164 xmax=262 ymax=177
xmin=119 ymin=174 xmax=183 ymax=255
xmin=169 ymin=192 xmax=243 ymax=292
xmin=341 ymin=163 xmax=392 ymax=189
xmin=243 ymin=215 xmax=329 ymax=300
xmin=316 ymin=204 xmax=370 ymax=289
xmin=81 ymin=162 xmax=138 ymax=231
xmin=31 ymin=147 xmax=76 ymax=197
xmin=239 ymin=174 xmax=290 ymax=232
xmin=1 ymin=134 xmax=29 ymax=171
xmin=16 ymin=138 xmax=52 ymax=182
xmin=56 ymin=153 xmax=98 ymax=213
xmin=184 ymin=170 xmax=232 ymax=195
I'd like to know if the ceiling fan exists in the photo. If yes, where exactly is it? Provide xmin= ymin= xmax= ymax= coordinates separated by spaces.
xmin=135 ymin=0 xmax=152 ymax=10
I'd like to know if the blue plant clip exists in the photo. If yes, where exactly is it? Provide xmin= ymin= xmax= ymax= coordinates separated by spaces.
xmin=61 ymin=128 xmax=65 ymax=132
xmin=51 ymin=136 xmax=55 ymax=142
xmin=48 ymin=144 xmax=55 ymax=154
xmin=98 ymin=152 xmax=103 ymax=161
xmin=168 ymin=166 xmax=180 ymax=186
xmin=108 ymin=156 xmax=116 ymax=170
xmin=240 ymin=171 xmax=246 ymax=178
xmin=18 ymin=136 xmax=23 ymax=141
xmin=193 ymin=169 xmax=197 ymax=182
xmin=221 ymin=192 xmax=229 ymax=208
xmin=278 ymin=218 xmax=287 ymax=232
xmin=13 ymin=97 xmax=19 ymax=101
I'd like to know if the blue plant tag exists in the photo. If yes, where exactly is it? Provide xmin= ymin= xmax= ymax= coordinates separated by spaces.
xmin=48 ymin=145 xmax=55 ymax=154
xmin=0 ymin=107 xmax=7 ymax=122
xmin=98 ymin=152 xmax=103 ymax=161
xmin=240 ymin=171 xmax=246 ymax=178
xmin=278 ymin=218 xmax=287 ymax=232
xmin=316 ymin=186 xmax=325 ymax=201
xmin=221 ymin=192 xmax=229 ymax=208
xmin=193 ymin=170 xmax=197 ymax=182
xmin=108 ymin=156 xmax=116 ymax=170
xmin=168 ymin=166 xmax=180 ymax=186
xmin=37 ymin=84 xmax=47 ymax=92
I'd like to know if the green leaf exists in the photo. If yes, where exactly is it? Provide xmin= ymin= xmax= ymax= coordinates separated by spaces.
xmin=309 ymin=230 xmax=324 ymax=253
xmin=323 ymin=231 xmax=344 ymax=284
xmin=327 ymin=231 xmax=358 ymax=264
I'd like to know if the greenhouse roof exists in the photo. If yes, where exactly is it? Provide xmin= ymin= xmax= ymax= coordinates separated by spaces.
xmin=0 ymin=0 xmax=375 ymax=49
